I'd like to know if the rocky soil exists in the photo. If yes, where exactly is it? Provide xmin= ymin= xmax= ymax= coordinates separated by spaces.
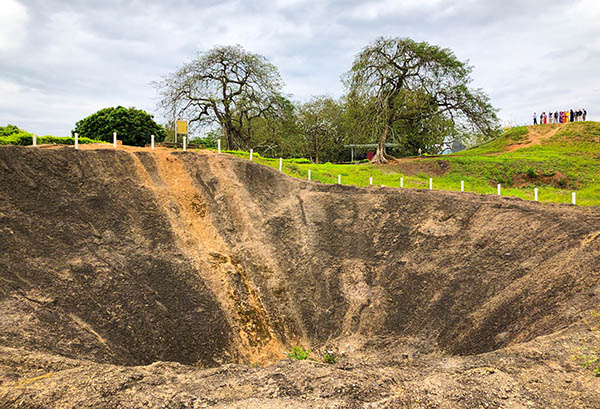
xmin=0 ymin=145 xmax=599 ymax=408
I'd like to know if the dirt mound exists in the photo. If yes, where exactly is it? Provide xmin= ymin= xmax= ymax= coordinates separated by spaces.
xmin=1 ymin=145 xmax=599 ymax=408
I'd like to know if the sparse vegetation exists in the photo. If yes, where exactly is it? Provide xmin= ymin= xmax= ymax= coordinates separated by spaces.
xmin=286 ymin=345 xmax=311 ymax=360
xmin=323 ymin=351 xmax=337 ymax=364
xmin=574 ymin=309 xmax=600 ymax=377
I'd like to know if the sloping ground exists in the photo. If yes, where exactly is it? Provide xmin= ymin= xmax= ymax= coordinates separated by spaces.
xmin=1 ymin=145 xmax=599 ymax=408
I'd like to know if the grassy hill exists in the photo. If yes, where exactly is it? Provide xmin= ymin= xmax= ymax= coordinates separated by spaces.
xmin=223 ymin=121 xmax=600 ymax=206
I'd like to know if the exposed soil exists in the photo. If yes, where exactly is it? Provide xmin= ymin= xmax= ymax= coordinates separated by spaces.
xmin=503 ymin=124 xmax=565 ymax=152
xmin=384 ymin=158 xmax=450 ymax=176
xmin=513 ymin=170 xmax=576 ymax=189
xmin=1 ymin=145 xmax=599 ymax=408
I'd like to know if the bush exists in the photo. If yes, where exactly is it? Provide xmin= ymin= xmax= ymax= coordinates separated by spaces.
xmin=526 ymin=168 xmax=537 ymax=178
xmin=72 ymin=106 xmax=166 ymax=147
xmin=0 ymin=131 xmax=34 ymax=145
xmin=0 ymin=124 xmax=20 ymax=137
xmin=286 ymin=345 xmax=311 ymax=360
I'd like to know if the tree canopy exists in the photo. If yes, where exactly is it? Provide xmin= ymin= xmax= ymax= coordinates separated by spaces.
xmin=345 ymin=37 xmax=499 ymax=163
xmin=155 ymin=45 xmax=284 ymax=150
xmin=72 ymin=106 xmax=166 ymax=147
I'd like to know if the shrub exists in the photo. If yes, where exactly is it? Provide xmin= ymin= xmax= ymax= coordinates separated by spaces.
xmin=526 ymin=168 xmax=537 ymax=178
xmin=286 ymin=345 xmax=311 ymax=360
xmin=0 ymin=124 xmax=20 ymax=137
xmin=72 ymin=106 xmax=166 ymax=147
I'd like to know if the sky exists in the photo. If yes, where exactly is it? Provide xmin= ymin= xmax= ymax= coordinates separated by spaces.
xmin=1 ymin=0 xmax=599 ymax=136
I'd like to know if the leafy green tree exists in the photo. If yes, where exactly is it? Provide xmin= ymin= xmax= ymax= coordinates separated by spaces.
xmin=345 ymin=37 xmax=499 ymax=163
xmin=245 ymin=97 xmax=301 ymax=158
xmin=155 ymin=45 xmax=284 ymax=150
xmin=72 ymin=106 xmax=166 ymax=147
xmin=297 ymin=96 xmax=348 ymax=163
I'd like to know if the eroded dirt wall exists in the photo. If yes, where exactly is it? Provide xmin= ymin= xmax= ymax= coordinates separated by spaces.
xmin=1 ymin=146 xmax=599 ymax=367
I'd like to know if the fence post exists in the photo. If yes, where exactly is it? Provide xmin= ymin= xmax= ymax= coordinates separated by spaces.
xmin=400 ymin=177 xmax=404 ymax=188
xmin=183 ymin=135 xmax=187 ymax=151
xmin=249 ymin=149 xmax=253 ymax=160
xmin=217 ymin=139 xmax=221 ymax=154
xmin=113 ymin=132 xmax=117 ymax=148
xmin=497 ymin=184 xmax=501 ymax=196
xmin=308 ymin=169 xmax=311 ymax=180
xmin=279 ymin=158 xmax=283 ymax=171
xmin=461 ymin=180 xmax=464 ymax=192
xmin=151 ymin=134 xmax=155 ymax=150
xmin=74 ymin=133 xmax=79 ymax=150
xmin=369 ymin=177 xmax=373 ymax=185
xmin=429 ymin=178 xmax=433 ymax=190
xmin=534 ymin=188 xmax=538 ymax=202
xmin=572 ymin=192 xmax=576 ymax=205
xmin=338 ymin=174 xmax=341 ymax=184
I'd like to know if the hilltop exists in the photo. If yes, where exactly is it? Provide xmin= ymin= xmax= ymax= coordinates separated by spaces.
xmin=0 ymin=144 xmax=599 ymax=408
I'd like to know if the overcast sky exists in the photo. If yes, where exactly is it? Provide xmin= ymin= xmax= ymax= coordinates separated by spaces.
xmin=1 ymin=0 xmax=599 ymax=136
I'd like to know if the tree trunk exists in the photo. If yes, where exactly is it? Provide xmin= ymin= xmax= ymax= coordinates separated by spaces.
xmin=371 ymin=123 xmax=392 ymax=164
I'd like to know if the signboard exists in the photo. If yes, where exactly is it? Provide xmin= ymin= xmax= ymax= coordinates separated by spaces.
xmin=176 ymin=120 xmax=188 ymax=135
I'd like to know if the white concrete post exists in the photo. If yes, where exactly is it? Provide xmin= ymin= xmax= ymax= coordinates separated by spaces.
xmin=497 ymin=184 xmax=501 ymax=196
xmin=308 ymin=169 xmax=311 ymax=181
xmin=249 ymin=149 xmax=253 ymax=160
xmin=461 ymin=180 xmax=464 ymax=192
xmin=338 ymin=174 xmax=341 ymax=184
xmin=217 ymin=139 xmax=221 ymax=154
xmin=113 ymin=132 xmax=117 ymax=148
xmin=572 ymin=192 xmax=576 ymax=205
xmin=32 ymin=134 xmax=37 ymax=146
xmin=534 ymin=188 xmax=538 ymax=202
xmin=429 ymin=178 xmax=433 ymax=190
xmin=74 ymin=133 xmax=79 ymax=150
xmin=400 ymin=177 xmax=404 ymax=188
xmin=183 ymin=135 xmax=187 ymax=151
xmin=369 ymin=177 xmax=373 ymax=185
xmin=151 ymin=134 xmax=155 ymax=150
xmin=279 ymin=158 xmax=283 ymax=172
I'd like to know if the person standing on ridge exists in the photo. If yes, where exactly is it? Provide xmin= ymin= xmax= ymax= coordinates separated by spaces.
xmin=583 ymin=109 xmax=587 ymax=121
xmin=570 ymin=109 xmax=574 ymax=122
xmin=549 ymin=111 xmax=553 ymax=124
xmin=554 ymin=111 xmax=558 ymax=123
xmin=540 ymin=112 xmax=543 ymax=125
xmin=533 ymin=112 xmax=537 ymax=125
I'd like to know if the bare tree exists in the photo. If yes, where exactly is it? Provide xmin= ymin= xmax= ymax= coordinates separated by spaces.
xmin=345 ymin=37 xmax=498 ymax=163
xmin=155 ymin=45 xmax=284 ymax=150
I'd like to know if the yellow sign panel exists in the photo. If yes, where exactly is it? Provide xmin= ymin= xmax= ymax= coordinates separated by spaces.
xmin=176 ymin=120 xmax=188 ymax=134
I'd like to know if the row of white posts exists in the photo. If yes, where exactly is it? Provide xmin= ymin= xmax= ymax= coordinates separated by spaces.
xmin=47 ymin=133 xmax=225 ymax=153
xmin=265 ymin=155 xmax=579 ymax=206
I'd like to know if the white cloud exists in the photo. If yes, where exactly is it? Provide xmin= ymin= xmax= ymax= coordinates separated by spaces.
xmin=0 ymin=0 xmax=28 ymax=51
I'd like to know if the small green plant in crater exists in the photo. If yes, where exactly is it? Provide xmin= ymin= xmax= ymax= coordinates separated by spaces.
xmin=287 ymin=345 xmax=311 ymax=360
xmin=323 ymin=351 xmax=338 ymax=364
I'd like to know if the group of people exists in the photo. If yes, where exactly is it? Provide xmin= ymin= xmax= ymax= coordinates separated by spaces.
xmin=533 ymin=109 xmax=587 ymax=125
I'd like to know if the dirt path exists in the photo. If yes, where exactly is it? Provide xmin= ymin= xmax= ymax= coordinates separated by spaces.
xmin=504 ymin=124 xmax=566 ymax=152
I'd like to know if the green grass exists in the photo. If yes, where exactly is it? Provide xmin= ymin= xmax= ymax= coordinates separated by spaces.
xmin=213 ymin=122 xmax=600 ymax=206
